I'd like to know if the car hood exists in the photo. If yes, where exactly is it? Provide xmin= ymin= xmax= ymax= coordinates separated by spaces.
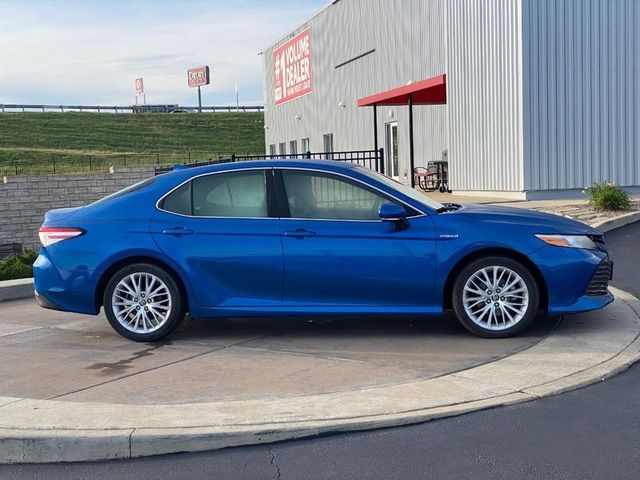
xmin=452 ymin=204 xmax=600 ymax=235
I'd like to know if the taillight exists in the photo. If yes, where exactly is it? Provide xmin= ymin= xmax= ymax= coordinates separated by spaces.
xmin=38 ymin=227 xmax=84 ymax=247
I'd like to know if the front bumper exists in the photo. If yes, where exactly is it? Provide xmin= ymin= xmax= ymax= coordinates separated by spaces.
xmin=584 ymin=259 xmax=613 ymax=296
xmin=549 ymin=258 xmax=614 ymax=314
xmin=547 ymin=291 xmax=614 ymax=315
xmin=530 ymin=246 xmax=615 ymax=315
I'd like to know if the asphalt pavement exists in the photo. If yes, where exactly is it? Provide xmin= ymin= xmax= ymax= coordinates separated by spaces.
xmin=605 ymin=220 xmax=640 ymax=298
xmin=2 ymin=221 xmax=639 ymax=480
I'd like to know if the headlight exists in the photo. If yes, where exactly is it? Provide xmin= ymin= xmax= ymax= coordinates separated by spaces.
xmin=535 ymin=234 xmax=598 ymax=249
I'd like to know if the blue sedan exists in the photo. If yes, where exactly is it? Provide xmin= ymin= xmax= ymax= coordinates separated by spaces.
xmin=33 ymin=160 xmax=613 ymax=342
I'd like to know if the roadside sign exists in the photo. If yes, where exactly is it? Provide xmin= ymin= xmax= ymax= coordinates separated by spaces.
xmin=187 ymin=66 xmax=210 ymax=88
xmin=273 ymin=28 xmax=313 ymax=106
xmin=187 ymin=66 xmax=211 ymax=113
xmin=135 ymin=77 xmax=144 ymax=95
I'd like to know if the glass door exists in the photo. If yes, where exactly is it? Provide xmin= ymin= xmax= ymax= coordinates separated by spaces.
xmin=385 ymin=122 xmax=399 ymax=179
xmin=323 ymin=133 xmax=334 ymax=159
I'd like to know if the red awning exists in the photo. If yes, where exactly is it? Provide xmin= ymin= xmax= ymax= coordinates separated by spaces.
xmin=357 ymin=74 xmax=446 ymax=107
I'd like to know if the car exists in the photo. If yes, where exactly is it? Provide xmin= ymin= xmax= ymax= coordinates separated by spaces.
xmin=33 ymin=159 xmax=614 ymax=342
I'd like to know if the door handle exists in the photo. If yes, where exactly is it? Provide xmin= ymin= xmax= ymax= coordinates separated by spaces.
xmin=162 ymin=227 xmax=194 ymax=236
xmin=283 ymin=229 xmax=317 ymax=239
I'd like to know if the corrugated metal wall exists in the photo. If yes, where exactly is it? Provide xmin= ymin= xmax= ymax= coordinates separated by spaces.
xmin=262 ymin=0 xmax=447 ymax=184
xmin=446 ymin=0 xmax=525 ymax=193
xmin=523 ymin=0 xmax=640 ymax=192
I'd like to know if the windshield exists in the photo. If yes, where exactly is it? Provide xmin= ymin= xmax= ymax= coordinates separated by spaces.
xmin=91 ymin=177 xmax=155 ymax=205
xmin=354 ymin=166 xmax=444 ymax=211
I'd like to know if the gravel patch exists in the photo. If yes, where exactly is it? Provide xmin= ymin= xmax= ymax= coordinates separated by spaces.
xmin=533 ymin=201 xmax=640 ymax=225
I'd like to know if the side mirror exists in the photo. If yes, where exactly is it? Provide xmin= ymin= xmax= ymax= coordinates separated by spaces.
xmin=379 ymin=203 xmax=407 ymax=222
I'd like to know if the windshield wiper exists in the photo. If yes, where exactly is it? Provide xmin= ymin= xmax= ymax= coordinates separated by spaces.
xmin=436 ymin=203 xmax=462 ymax=213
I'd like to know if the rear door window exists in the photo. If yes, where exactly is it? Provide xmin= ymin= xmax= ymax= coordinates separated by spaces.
xmin=161 ymin=170 xmax=269 ymax=218
xmin=161 ymin=182 xmax=191 ymax=216
xmin=192 ymin=170 xmax=268 ymax=217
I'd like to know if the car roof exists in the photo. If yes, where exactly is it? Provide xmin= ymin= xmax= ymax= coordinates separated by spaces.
xmin=160 ymin=158 xmax=358 ymax=179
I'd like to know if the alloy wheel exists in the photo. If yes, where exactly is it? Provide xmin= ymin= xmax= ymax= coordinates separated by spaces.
xmin=111 ymin=272 xmax=173 ymax=334
xmin=462 ymin=266 xmax=529 ymax=331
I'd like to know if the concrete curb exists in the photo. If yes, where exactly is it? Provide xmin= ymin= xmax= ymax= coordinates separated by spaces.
xmin=592 ymin=211 xmax=640 ymax=233
xmin=0 ymin=278 xmax=33 ymax=302
xmin=0 ymin=287 xmax=638 ymax=464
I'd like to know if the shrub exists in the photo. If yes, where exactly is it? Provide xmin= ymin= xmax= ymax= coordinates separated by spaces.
xmin=584 ymin=182 xmax=631 ymax=212
xmin=0 ymin=248 xmax=38 ymax=281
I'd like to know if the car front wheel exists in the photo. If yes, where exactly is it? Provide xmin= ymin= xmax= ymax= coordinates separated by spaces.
xmin=104 ymin=263 xmax=186 ymax=342
xmin=452 ymin=256 xmax=539 ymax=338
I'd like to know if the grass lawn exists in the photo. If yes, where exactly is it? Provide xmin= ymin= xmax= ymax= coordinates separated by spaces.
xmin=0 ymin=112 xmax=265 ymax=175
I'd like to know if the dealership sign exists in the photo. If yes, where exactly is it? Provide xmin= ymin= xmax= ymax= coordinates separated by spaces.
xmin=273 ymin=28 xmax=312 ymax=106
xmin=135 ymin=77 xmax=144 ymax=95
xmin=187 ymin=66 xmax=210 ymax=87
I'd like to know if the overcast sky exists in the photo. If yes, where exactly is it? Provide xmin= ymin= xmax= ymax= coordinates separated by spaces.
xmin=0 ymin=0 xmax=324 ymax=106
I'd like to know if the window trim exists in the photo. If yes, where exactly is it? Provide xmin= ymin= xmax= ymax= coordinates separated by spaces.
xmin=156 ymin=167 xmax=278 ymax=220
xmin=156 ymin=166 xmax=429 ymax=221
xmin=274 ymin=167 xmax=426 ymax=222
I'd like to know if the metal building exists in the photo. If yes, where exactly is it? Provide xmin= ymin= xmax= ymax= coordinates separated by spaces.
xmin=261 ymin=0 xmax=640 ymax=199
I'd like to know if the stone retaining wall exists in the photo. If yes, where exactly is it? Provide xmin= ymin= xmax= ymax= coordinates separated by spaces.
xmin=0 ymin=166 xmax=155 ymax=250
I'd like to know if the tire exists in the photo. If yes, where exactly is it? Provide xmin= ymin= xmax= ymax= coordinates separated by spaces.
xmin=452 ymin=256 xmax=539 ymax=338
xmin=103 ymin=263 xmax=186 ymax=342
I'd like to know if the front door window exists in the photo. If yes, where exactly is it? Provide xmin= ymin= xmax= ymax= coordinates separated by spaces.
xmin=281 ymin=170 xmax=400 ymax=220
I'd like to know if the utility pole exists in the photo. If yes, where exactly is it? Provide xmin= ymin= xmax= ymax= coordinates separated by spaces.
xmin=235 ymin=82 xmax=239 ymax=111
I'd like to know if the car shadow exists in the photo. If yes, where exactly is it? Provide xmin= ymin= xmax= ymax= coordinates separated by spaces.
xmin=171 ymin=313 xmax=559 ymax=344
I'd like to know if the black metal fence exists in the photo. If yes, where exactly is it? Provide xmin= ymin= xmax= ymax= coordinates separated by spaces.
xmin=0 ymin=151 xmax=242 ymax=176
xmin=154 ymin=149 xmax=385 ymax=175
xmin=0 ymin=149 xmax=386 ymax=177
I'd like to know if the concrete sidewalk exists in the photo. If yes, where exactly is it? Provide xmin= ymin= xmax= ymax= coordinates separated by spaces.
xmin=0 ymin=287 xmax=638 ymax=463
xmin=0 ymin=298 xmax=551 ymax=404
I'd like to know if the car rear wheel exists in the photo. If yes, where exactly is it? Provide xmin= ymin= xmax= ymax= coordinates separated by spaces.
xmin=452 ymin=256 xmax=539 ymax=338
xmin=104 ymin=263 xmax=185 ymax=342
